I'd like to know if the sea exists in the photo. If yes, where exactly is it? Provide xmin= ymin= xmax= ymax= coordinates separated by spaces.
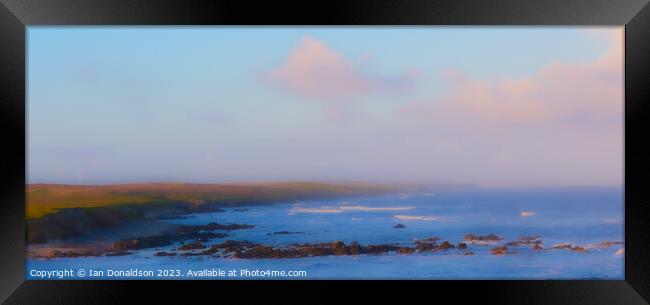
xmin=26 ymin=187 xmax=624 ymax=280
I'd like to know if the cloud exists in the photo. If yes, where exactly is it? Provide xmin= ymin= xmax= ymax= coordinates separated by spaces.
xmin=266 ymin=36 xmax=415 ymax=99
xmin=395 ymin=28 xmax=623 ymax=187
xmin=401 ymin=29 xmax=623 ymax=126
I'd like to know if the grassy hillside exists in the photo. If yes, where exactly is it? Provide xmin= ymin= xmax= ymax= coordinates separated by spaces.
xmin=26 ymin=182 xmax=395 ymax=219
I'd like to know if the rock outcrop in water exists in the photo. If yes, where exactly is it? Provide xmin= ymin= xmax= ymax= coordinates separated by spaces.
xmin=178 ymin=240 xmax=207 ymax=251
xmin=464 ymin=234 xmax=503 ymax=244
xmin=150 ymin=234 xmax=606 ymax=258
xmin=590 ymin=241 xmax=624 ymax=249
xmin=113 ymin=232 xmax=226 ymax=250
xmin=242 ymin=241 xmax=398 ymax=258
xmin=490 ymin=246 xmax=509 ymax=255
xmin=168 ymin=239 xmax=465 ymax=259
xmin=236 ymin=239 xmax=458 ymax=258
xmin=550 ymin=243 xmax=588 ymax=253
xmin=112 ymin=222 xmax=254 ymax=250
xmin=30 ymin=224 xmax=619 ymax=260
xmin=409 ymin=238 xmax=459 ymax=252
xmin=267 ymin=231 xmax=303 ymax=235
xmin=177 ymin=222 xmax=255 ymax=233
xmin=505 ymin=236 xmax=543 ymax=247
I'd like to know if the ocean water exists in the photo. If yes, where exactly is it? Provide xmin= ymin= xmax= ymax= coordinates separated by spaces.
xmin=27 ymin=187 xmax=624 ymax=280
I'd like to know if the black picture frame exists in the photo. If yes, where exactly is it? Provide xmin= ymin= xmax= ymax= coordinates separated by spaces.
xmin=1 ymin=0 xmax=649 ymax=304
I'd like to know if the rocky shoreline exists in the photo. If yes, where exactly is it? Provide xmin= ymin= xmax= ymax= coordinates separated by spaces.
xmin=29 ymin=226 xmax=624 ymax=260
xmin=153 ymin=234 xmax=622 ymax=259
xmin=110 ymin=222 xmax=255 ymax=253
xmin=27 ymin=182 xmax=407 ymax=244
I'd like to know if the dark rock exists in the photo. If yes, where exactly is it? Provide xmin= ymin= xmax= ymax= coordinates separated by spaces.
xmin=242 ymin=245 xmax=276 ymax=258
xmin=27 ymin=203 xmax=228 ymax=244
xmin=571 ymin=246 xmax=587 ymax=253
xmin=551 ymin=243 xmax=588 ymax=252
xmin=210 ymin=240 xmax=257 ymax=253
xmin=437 ymin=241 xmax=455 ymax=250
xmin=349 ymin=242 xmax=362 ymax=255
xmin=398 ymin=247 xmax=415 ymax=254
xmin=27 ymin=206 xmax=146 ymax=244
xmin=105 ymin=251 xmax=131 ymax=257
xmin=155 ymin=251 xmax=177 ymax=256
xmin=176 ymin=222 xmax=254 ymax=234
xmin=456 ymin=242 xmax=467 ymax=250
xmin=464 ymin=233 xmax=503 ymax=244
xmin=40 ymin=249 xmax=102 ymax=258
xmin=507 ymin=235 xmax=543 ymax=247
xmin=113 ymin=231 xmax=226 ymax=250
xmin=113 ymin=239 xmax=140 ymax=250
xmin=181 ymin=252 xmax=206 ymax=256
xmin=166 ymin=239 xmax=467 ymax=259
xmin=551 ymin=243 xmax=573 ymax=250
xmin=393 ymin=224 xmax=406 ymax=229
xmin=533 ymin=244 xmax=543 ymax=251
xmin=419 ymin=237 xmax=440 ymax=242
xmin=200 ymin=248 xmax=220 ymax=256
xmin=178 ymin=240 xmax=207 ymax=251
xmin=518 ymin=235 xmax=541 ymax=242
xmin=332 ymin=241 xmax=348 ymax=255
xmin=413 ymin=237 xmax=441 ymax=252
xmin=491 ymin=246 xmax=509 ymax=255
xmin=415 ymin=241 xmax=435 ymax=252
xmin=595 ymin=241 xmax=624 ymax=248
xmin=298 ymin=245 xmax=332 ymax=257
xmin=267 ymin=231 xmax=303 ymax=235
xmin=363 ymin=244 xmax=401 ymax=255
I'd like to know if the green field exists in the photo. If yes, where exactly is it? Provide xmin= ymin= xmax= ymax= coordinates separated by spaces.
xmin=26 ymin=182 xmax=395 ymax=219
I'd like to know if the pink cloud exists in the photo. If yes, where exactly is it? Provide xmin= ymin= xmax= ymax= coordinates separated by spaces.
xmin=402 ymin=29 xmax=623 ymax=126
xmin=267 ymin=36 xmax=415 ymax=99
xmin=395 ymin=29 xmax=623 ymax=187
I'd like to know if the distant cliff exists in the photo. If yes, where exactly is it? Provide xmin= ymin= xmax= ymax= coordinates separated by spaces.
xmin=26 ymin=182 xmax=409 ymax=244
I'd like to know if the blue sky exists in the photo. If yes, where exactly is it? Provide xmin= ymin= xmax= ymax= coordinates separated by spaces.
xmin=27 ymin=27 xmax=623 ymax=187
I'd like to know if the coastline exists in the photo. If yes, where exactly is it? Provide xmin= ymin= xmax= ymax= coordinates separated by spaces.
xmin=26 ymin=182 xmax=420 ymax=244
xmin=25 ymin=187 xmax=624 ymax=280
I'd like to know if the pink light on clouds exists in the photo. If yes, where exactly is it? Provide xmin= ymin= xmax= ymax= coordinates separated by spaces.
xmin=402 ymin=29 xmax=623 ymax=126
xmin=267 ymin=36 xmax=416 ymax=99
xmin=397 ymin=28 xmax=623 ymax=187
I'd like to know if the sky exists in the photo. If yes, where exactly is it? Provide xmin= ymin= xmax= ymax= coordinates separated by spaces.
xmin=27 ymin=27 xmax=623 ymax=187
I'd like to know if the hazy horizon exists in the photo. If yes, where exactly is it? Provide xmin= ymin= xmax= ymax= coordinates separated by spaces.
xmin=24 ymin=180 xmax=623 ymax=190
xmin=28 ymin=27 xmax=623 ymax=188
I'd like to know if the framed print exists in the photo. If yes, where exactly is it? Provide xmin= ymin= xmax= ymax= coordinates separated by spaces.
xmin=0 ymin=0 xmax=649 ymax=304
